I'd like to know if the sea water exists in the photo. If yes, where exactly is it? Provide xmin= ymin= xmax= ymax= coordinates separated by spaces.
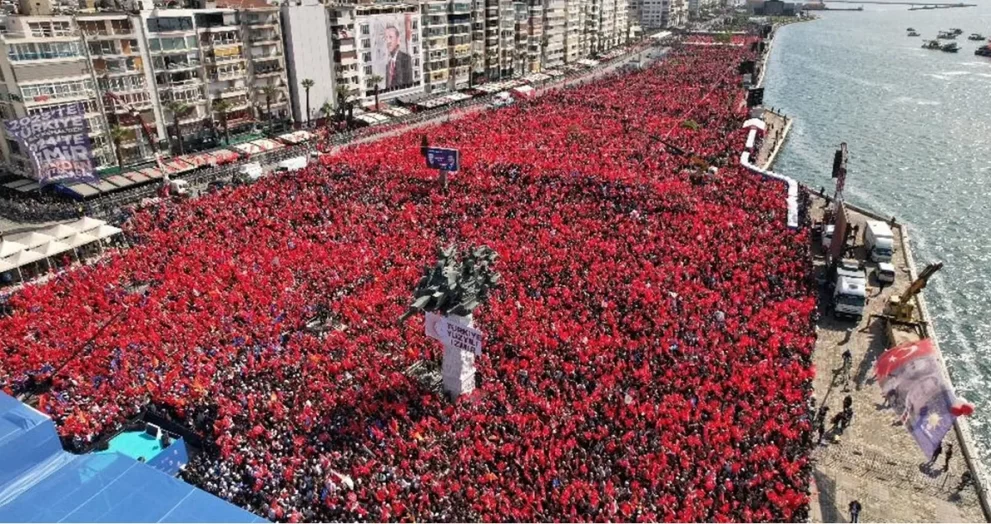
xmin=762 ymin=3 xmax=991 ymax=468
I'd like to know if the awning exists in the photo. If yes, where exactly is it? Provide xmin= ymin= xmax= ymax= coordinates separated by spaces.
xmin=3 ymin=249 xmax=44 ymax=268
xmin=92 ymin=224 xmax=123 ymax=240
xmin=65 ymin=183 xmax=101 ymax=198
xmin=124 ymin=172 xmax=151 ymax=184
xmin=212 ymin=150 xmax=240 ymax=164
xmin=106 ymin=175 xmax=136 ymax=188
xmin=65 ymin=232 xmax=99 ymax=249
xmin=7 ymin=231 xmax=54 ymax=250
xmin=34 ymin=240 xmax=72 ymax=257
xmin=0 ymin=259 xmax=13 ymax=273
xmin=251 ymin=139 xmax=283 ymax=152
xmin=277 ymin=131 xmax=314 ymax=145
xmin=164 ymin=159 xmax=194 ymax=174
xmin=43 ymin=224 xmax=77 ymax=240
xmin=91 ymin=180 xmax=119 ymax=192
xmin=3 ymin=179 xmax=34 ymax=190
xmin=140 ymin=168 xmax=164 ymax=179
xmin=15 ymin=182 xmax=41 ymax=193
xmin=184 ymin=153 xmax=217 ymax=168
xmin=68 ymin=217 xmax=107 ymax=234
xmin=0 ymin=241 xmax=27 ymax=258
xmin=232 ymin=142 xmax=263 ymax=155
xmin=743 ymin=118 xmax=767 ymax=131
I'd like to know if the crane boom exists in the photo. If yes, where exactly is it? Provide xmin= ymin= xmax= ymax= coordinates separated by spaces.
xmin=899 ymin=262 xmax=943 ymax=303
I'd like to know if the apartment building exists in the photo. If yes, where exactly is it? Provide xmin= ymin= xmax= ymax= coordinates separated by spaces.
xmin=239 ymin=6 xmax=290 ymax=128
xmin=0 ymin=15 xmax=122 ymax=175
xmin=637 ymin=0 xmax=686 ymax=28
xmin=281 ymin=0 xmax=334 ymax=125
xmin=329 ymin=3 xmax=422 ymax=104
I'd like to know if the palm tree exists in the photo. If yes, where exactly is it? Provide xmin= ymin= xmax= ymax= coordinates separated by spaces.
xmin=320 ymin=101 xmax=334 ymax=131
xmin=367 ymin=74 xmax=383 ymax=110
xmin=164 ymin=100 xmax=191 ymax=156
xmin=212 ymin=99 xmax=233 ymax=145
xmin=109 ymin=125 xmax=127 ymax=169
xmin=334 ymin=84 xmax=356 ymax=123
xmin=301 ymin=78 xmax=314 ymax=127
xmin=261 ymin=85 xmax=278 ymax=133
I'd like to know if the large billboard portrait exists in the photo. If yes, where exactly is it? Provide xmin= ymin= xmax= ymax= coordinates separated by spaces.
xmin=370 ymin=13 xmax=418 ymax=91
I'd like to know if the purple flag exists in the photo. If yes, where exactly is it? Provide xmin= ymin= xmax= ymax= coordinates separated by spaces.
xmin=3 ymin=102 xmax=97 ymax=186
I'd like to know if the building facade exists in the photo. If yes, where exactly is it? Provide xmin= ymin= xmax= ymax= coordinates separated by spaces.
xmin=281 ymin=0 xmax=335 ymax=125
xmin=636 ymin=0 xmax=686 ymax=29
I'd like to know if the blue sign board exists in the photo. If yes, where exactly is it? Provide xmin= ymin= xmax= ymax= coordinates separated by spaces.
xmin=4 ymin=102 xmax=96 ymax=186
xmin=425 ymin=147 xmax=460 ymax=172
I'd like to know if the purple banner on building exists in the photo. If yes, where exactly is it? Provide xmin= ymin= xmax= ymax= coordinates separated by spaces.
xmin=4 ymin=103 xmax=97 ymax=186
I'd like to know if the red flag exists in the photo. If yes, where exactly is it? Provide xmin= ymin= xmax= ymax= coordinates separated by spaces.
xmin=875 ymin=338 xmax=935 ymax=383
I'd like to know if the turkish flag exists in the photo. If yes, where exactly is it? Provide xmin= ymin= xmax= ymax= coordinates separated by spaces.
xmin=876 ymin=338 xmax=935 ymax=382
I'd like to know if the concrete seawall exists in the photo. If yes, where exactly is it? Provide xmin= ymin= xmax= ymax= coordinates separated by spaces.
xmin=757 ymin=22 xmax=990 ymax=521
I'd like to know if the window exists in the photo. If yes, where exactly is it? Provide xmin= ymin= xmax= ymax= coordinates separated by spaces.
xmin=362 ymin=52 xmax=371 ymax=62
xmin=20 ymin=79 xmax=94 ymax=103
xmin=361 ymin=24 xmax=370 ymax=35
xmin=28 ymin=21 xmax=73 ymax=38
xmin=88 ymin=40 xmax=118 ymax=56
xmin=8 ymin=42 xmax=83 ymax=61
xmin=28 ymin=100 xmax=99 ymax=116
xmin=361 ymin=39 xmax=371 ymax=49
xmin=364 ymin=65 xmax=372 ymax=75
xmin=147 ymin=17 xmax=194 ymax=33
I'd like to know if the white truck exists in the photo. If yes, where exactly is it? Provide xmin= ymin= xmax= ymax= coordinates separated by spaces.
xmin=865 ymin=220 xmax=894 ymax=262
xmin=832 ymin=259 xmax=868 ymax=319
xmin=275 ymin=156 xmax=308 ymax=173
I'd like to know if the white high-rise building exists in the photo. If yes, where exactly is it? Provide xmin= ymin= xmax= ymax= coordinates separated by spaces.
xmin=282 ymin=0 xmax=335 ymax=125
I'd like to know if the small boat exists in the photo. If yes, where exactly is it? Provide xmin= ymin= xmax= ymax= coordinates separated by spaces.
xmin=976 ymin=45 xmax=991 ymax=57
xmin=937 ymin=30 xmax=957 ymax=40
xmin=923 ymin=40 xmax=942 ymax=50
xmin=941 ymin=42 xmax=960 ymax=53
xmin=908 ymin=31 xmax=920 ymax=37
xmin=968 ymin=33 xmax=984 ymax=41
xmin=907 ymin=27 xmax=916 ymax=32
xmin=950 ymin=28 xmax=964 ymax=35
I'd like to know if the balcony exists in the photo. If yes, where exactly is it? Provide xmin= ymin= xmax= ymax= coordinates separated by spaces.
xmin=83 ymin=29 xmax=135 ymax=40
xmin=211 ymin=69 xmax=248 ymax=82
xmin=217 ymin=87 xmax=249 ymax=99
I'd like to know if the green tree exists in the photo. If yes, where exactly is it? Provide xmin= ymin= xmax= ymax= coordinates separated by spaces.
xmin=301 ymin=78 xmax=314 ymax=127
xmin=335 ymin=84 xmax=357 ymax=123
xmin=320 ymin=101 xmax=334 ymax=131
xmin=261 ymin=85 xmax=279 ymax=133
xmin=164 ymin=100 xmax=191 ymax=156
xmin=368 ymin=74 xmax=383 ymax=110
xmin=109 ymin=125 xmax=128 ymax=169
xmin=212 ymin=99 xmax=233 ymax=144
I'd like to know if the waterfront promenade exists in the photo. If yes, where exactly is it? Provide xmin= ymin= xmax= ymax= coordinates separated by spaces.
xmin=756 ymin=112 xmax=985 ymax=522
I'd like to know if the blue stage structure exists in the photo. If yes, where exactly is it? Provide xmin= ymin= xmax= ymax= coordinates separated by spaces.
xmin=0 ymin=392 xmax=264 ymax=522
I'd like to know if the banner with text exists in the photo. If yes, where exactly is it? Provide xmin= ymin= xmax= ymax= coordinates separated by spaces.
xmin=4 ymin=103 xmax=97 ymax=185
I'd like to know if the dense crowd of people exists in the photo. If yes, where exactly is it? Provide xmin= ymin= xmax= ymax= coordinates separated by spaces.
xmin=0 ymin=41 xmax=817 ymax=522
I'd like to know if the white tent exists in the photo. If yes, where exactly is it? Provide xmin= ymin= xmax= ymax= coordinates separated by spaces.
xmin=67 ymin=217 xmax=106 ymax=234
xmin=92 ymin=225 xmax=123 ymax=240
xmin=44 ymin=224 xmax=78 ymax=240
xmin=7 ymin=231 xmax=54 ymax=250
xmin=4 ymin=249 xmax=45 ymax=268
xmin=34 ymin=240 xmax=73 ymax=257
xmin=65 ymin=232 xmax=99 ymax=249
xmin=0 ymin=241 xmax=27 ymax=258
xmin=0 ymin=259 xmax=14 ymax=273
xmin=743 ymin=118 xmax=767 ymax=131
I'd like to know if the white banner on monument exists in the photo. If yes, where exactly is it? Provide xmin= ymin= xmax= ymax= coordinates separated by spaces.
xmin=424 ymin=312 xmax=483 ymax=356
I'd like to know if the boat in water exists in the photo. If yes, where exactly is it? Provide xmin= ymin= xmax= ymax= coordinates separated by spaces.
xmin=968 ymin=33 xmax=985 ymax=41
xmin=950 ymin=28 xmax=964 ymax=35
xmin=976 ymin=45 xmax=991 ymax=57
xmin=907 ymin=27 xmax=916 ymax=32
xmin=937 ymin=31 xmax=957 ymax=40
xmin=941 ymin=42 xmax=960 ymax=53
xmin=908 ymin=31 xmax=920 ymax=37
xmin=923 ymin=40 xmax=942 ymax=50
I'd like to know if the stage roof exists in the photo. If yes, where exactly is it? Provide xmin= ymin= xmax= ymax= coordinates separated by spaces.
xmin=0 ymin=393 xmax=265 ymax=523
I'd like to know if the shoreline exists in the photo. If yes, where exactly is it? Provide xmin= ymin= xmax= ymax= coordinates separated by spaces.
xmin=757 ymin=21 xmax=991 ymax=521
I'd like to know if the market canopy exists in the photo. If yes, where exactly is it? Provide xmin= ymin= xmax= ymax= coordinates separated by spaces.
xmin=7 ymin=231 xmax=53 ymax=250
xmin=0 ymin=259 xmax=13 ymax=273
xmin=164 ymin=159 xmax=195 ymax=174
xmin=3 ymin=249 xmax=44 ymax=267
xmin=63 ymin=183 xmax=101 ymax=198
xmin=42 ymin=224 xmax=77 ymax=240
xmin=65 ymin=232 xmax=99 ymax=249
xmin=3 ymin=179 xmax=33 ymax=190
xmin=124 ymin=172 xmax=151 ymax=184
xmin=184 ymin=152 xmax=217 ymax=168
xmin=212 ymin=150 xmax=240 ymax=164
xmin=140 ymin=167 xmax=165 ymax=179
xmin=0 ymin=241 xmax=26 ymax=258
xmin=15 ymin=181 xmax=40 ymax=193
xmin=277 ymin=131 xmax=313 ymax=145
xmin=106 ymin=175 xmax=136 ymax=189
xmin=232 ymin=142 xmax=264 ymax=155
xmin=92 ymin=224 xmax=123 ymax=240
xmin=251 ymin=139 xmax=283 ymax=152
xmin=68 ymin=217 xmax=107 ymax=234
xmin=34 ymin=240 xmax=72 ymax=257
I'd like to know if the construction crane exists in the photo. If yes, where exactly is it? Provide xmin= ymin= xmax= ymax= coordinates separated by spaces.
xmin=884 ymin=261 xmax=943 ymax=323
